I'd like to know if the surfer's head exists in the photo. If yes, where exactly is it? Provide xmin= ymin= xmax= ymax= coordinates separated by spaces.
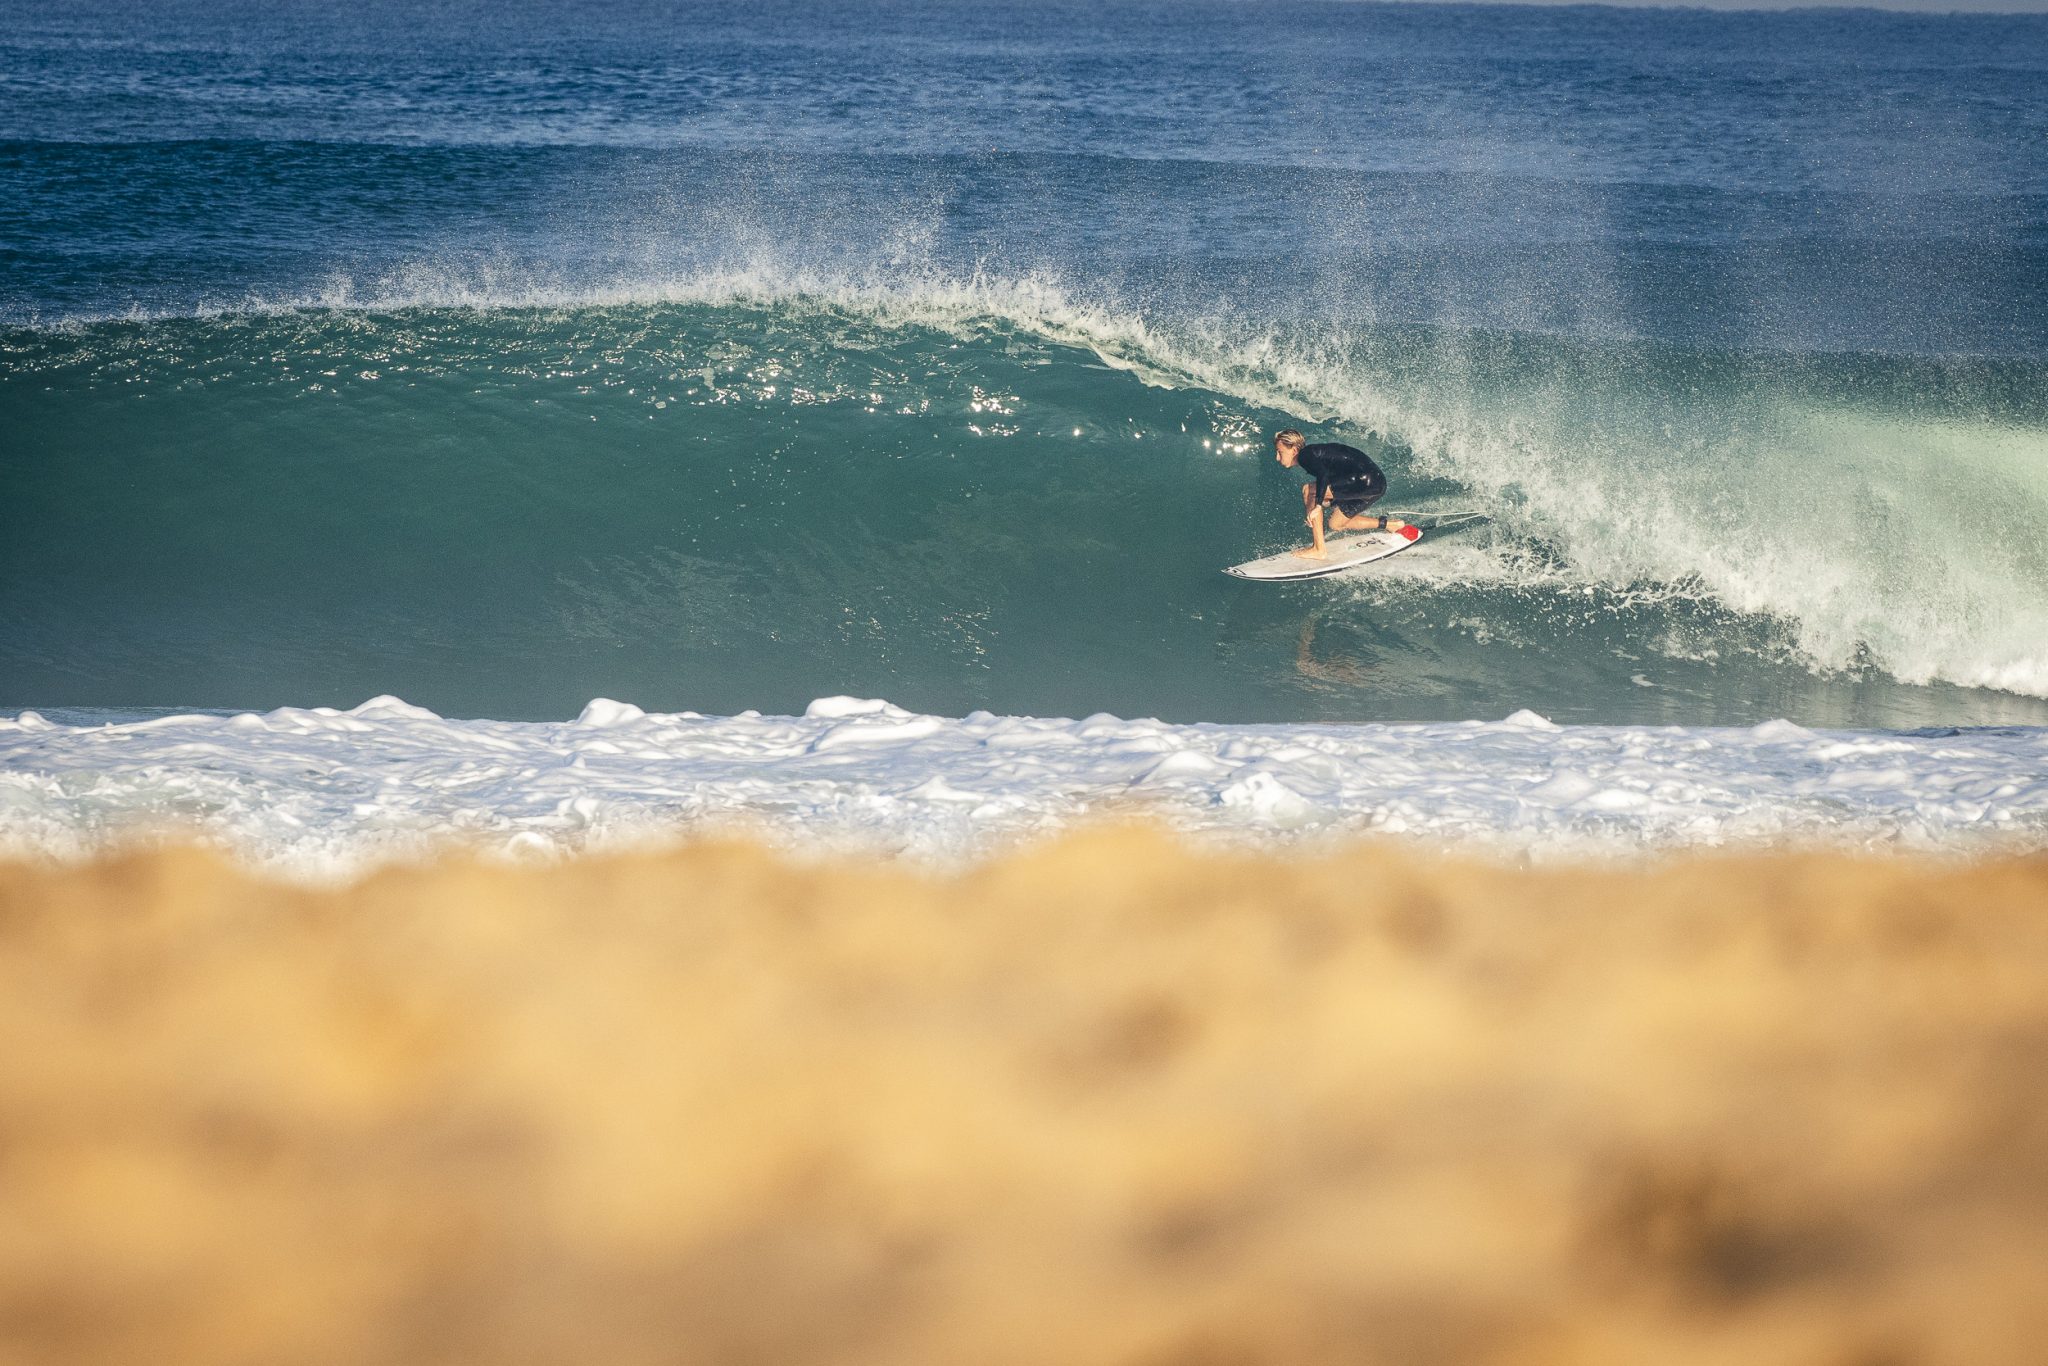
xmin=1273 ymin=430 xmax=1305 ymax=466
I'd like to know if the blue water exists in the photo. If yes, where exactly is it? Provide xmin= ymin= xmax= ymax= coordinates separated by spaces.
xmin=4 ymin=0 xmax=2047 ymax=725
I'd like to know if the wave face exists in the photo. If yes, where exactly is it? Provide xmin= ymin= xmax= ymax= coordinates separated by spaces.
xmin=3 ymin=1 xmax=2047 ymax=726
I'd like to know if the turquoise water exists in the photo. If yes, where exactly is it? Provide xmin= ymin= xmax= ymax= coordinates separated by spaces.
xmin=5 ymin=0 xmax=2047 ymax=726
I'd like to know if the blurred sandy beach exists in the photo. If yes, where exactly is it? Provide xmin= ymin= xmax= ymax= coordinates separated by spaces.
xmin=4 ymin=833 xmax=2045 ymax=1366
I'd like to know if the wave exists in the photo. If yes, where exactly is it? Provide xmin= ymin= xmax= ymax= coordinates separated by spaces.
xmin=5 ymin=261 xmax=2047 ymax=719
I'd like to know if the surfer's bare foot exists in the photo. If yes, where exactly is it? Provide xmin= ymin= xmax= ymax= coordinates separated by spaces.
xmin=1293 ymin=547 xmax=1329 ymax=560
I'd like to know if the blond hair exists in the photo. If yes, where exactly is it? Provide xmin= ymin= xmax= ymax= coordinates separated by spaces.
xmin=1274 ymin=429 xmax=1306 ymax=450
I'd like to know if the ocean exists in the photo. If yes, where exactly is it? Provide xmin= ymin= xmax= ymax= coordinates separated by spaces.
xmin=4 ymin=0 xmax=2047 ymax=866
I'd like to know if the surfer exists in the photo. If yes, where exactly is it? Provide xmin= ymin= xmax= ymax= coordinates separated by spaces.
xmin=1273 ymin=430 xmax=1406 ymax=560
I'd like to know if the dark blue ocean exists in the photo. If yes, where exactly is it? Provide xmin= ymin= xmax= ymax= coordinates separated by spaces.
xmin=5 ymin=0 xmax=2047 ymax=726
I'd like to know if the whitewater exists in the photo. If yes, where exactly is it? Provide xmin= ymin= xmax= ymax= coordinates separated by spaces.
xmin=5 ymin=697 xmax=2044 ymax=880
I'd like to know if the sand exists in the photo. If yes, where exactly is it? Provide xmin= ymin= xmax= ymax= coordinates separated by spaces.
xmin=3 ymin=832 xmax=2046 ymax=1365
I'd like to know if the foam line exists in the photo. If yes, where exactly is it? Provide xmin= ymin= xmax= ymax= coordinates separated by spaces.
xmin=4 ymin=698 xmax=2044 ymax=881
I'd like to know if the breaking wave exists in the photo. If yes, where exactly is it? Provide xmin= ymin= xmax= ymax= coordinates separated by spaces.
xmin=5 ymin=260 xmax=2047 ymax=721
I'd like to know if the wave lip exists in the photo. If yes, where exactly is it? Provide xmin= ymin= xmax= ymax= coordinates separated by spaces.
xmin=3 ymin=698 xmax=2045 ymax=880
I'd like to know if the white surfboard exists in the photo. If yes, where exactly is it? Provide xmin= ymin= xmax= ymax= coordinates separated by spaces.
xmin=1225 ymin=525 xmax=1423 ymax=581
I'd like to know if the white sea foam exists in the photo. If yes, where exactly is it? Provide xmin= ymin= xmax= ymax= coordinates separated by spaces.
xmin=3 ymin=698 xmax=2043 ymax=883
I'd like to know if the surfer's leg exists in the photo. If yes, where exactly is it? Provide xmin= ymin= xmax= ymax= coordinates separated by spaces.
xmin=1330 ymin=491 xmax=1405 ymax=533
xmin=1330 ymin=509 xmax=1408 ymax=533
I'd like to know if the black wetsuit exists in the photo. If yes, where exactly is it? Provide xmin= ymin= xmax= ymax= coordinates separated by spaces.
xmin=1295 ymin=442 xmax=1387 ymax=517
